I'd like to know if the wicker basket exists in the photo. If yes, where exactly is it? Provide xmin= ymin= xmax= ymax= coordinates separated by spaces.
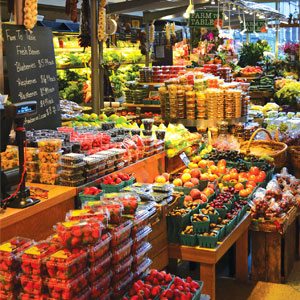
xmin=240 ymin=128 xmax=287 ymax=169
xmin=288 ymin=146 xmax=300 ymax=178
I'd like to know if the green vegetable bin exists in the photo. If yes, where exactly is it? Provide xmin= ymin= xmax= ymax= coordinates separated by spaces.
xmin=191 ymin=216 xmax=210 ymax=234
xmin=215 ymin=206 xmax=228 ymax=218
xmin=100 ymin=182 xmax=125 ymax=193
xmin=197 ymin=232 xmax=219 ymax=248
xmin=167 ymin=212 xmax=191 ymax=243
xmin=180 ymin=233 xmax=198 ymax=246
xmin=79 ymin=191 xmax=104 ymax=205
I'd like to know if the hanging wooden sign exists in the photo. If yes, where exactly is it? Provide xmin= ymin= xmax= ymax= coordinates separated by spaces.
xmin=189 ymin=10 xmax=220 ymax=28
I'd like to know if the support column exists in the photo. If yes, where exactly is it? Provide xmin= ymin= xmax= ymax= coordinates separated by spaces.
xmin=145 ymin=22 xmax=150 ymax=67
xmin=91 ymin=0 xmax=100 ymax=114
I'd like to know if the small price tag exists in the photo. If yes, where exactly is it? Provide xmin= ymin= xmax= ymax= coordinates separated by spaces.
xmin=179 ymin=152 xmax=190 ymax=167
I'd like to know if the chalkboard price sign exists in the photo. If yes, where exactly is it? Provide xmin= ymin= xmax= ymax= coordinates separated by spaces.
xmin=3 ymin=24 xmax=61 ymax=130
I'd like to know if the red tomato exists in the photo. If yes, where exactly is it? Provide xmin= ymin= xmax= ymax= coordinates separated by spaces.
xmin=249 ymin=166 xmax=260 ymax=176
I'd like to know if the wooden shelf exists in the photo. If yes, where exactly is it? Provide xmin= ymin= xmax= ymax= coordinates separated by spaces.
xmin=123 ymin=103 xmax=161 ymax=108
xmin=137 ymin=82 xmax=165 ymax=86
xmin=280 ymin=23 xmax=300 ymax=28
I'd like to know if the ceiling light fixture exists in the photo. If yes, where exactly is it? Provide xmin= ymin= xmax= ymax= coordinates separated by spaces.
xmin=232 ymin=5 xmax=236 ymax=11
xmin=211 ymin=0 xmax=215 ymax=5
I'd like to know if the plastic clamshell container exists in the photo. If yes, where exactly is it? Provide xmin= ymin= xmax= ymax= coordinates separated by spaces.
xmin=39 ymin=163 xmax=60 ymax=174
xmin=132 ymin=226 xmax=152 ymax=253
xmin=134 ymin=257 xmax=152 ymax=278
xmin=38 ymin=151 xmax=62 ymax=164
xmin=88 ymin=154 xmax=107 ymax=165
xmin=66 ymin=208 xmax=109 ymax=225
xmin=109 ymin=148 xmax=127 ymax=159
xmin=86 ymin=173 xmax=99 ymax=183
xmin=89 ymin=253 xmax=112 ymax=282
xmin=93 ymin=288 xmax=112 ymax=300
xmin=45 ymin=249 xmax=88 ymax=280
xmin=25 ymin=147 xmax=39 ymax=162
xmin=112 ymin=238 xmax=133 ymax=265
xmin=59 ymin=178 xmax=85 ymax=187
xmin=40 ymin=173 xmax=60 ymax=185
xmin=83 ymin=156 xmax=102 ymax=170
xmin=21 ymin=241 xmax=60 ymax=276
xmin=133 ymin=242 xmax=152 ymax=266
xmin=90 ymin=271 xmax=112 ymax=300
xmin=0 ymin=237 xmax=33 ymax=273
xmin=109 ymin=220 xmax=133 ymax=247
xmin=85 ymin=200 xmax=124 ymax=224
xmin=130 ymin=210 xmax=153 ymax=236
xmin=46 ymin=270 xmax=89 ymax=300
xmin=0 ymin=272 xmax=19 ymax=293
xmin=49 ymin=288 xmax=91 ymax=300
xmin=113 ymin=272 xmax=133 ymax=298
xmin=20 ymin=274 xmax=44 ymax=295
xmin=102 ymin=193 xmax=140 ymax=215
xmin=61 ymin=153 xmax=85 ymax=165
xmin=60 ymin=170 xmax=84 ymax=181
xmin=25 ymin=162 xmax=39 ymax=172
xmin=88 ymin=233 xmax=111 ymax=263
xmin=112 ymin=255 xmax=133 ymax=283
xmin=60 ymin=162 xmax=86 ymax=172
xmin=37 ymin=139 xmax=62 ymax=152
xmin=19 ymin=292 xmax=48 ymax=300
xmin=56 ymin=219 xmax=103 ymax=248
xmin=98 ymin=150 xmax=117 ymax=160
xmin=26 ymin=172 xmax=40 ymax=183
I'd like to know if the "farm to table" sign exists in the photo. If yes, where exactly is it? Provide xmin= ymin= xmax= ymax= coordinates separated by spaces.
xmin=189 ymin=10 xmax=220 ymax=28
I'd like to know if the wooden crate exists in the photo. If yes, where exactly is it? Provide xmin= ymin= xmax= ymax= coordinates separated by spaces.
xmin=251 ymin=208 xmax=298 ymax=283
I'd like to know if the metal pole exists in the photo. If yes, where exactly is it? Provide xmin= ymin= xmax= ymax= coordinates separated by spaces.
xmin=0 ymin=4 xmax=4 ymax=93
xmin=91 ymin=0 xmax=100 ymax=114
xmin=275 ymin=1 xmax=279 ymax=59
xmin=145 ymin=22 xmax=150 ymax=67
xmin=99 ymin=41 xmax=104 ymax=109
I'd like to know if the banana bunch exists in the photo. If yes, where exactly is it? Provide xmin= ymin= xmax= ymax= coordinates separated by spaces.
xmin=165 ymin=23 xmax=170 ymax=43
xmin=98 ymin=1 xmax=106 ymax=41
xmin=149 ymin=23 xmax=155 ymax=44
xmin=23 ymin=0 xmax=38 ymax=30
xmin=171 ymin=22 xmax=176 ymax=36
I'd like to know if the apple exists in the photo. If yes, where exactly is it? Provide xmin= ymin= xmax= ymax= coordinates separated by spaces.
xmin=190 ymin=168 xmax=201 ymax=179
xmin=173 ymin=178 xmax=183 ymax=187
xmin=190 ymin=189 xmax=201 ymax=200
xmin=184 ymin=182 xmax=194 ymax=188
xmin=155 ymin=175 xmax=166 ymax=184
xmin=190 ymin=178 xmax=200 ymax=186
xmin=184 ymin=195 xmax=193 ymax=203
xmin=181 ymin=173 xmax=192 ymax=183
xmin=200 ymin=173 xmax=209 ymax=181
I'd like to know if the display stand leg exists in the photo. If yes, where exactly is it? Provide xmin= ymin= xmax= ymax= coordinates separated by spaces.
xmin=168 ymin=258 xmax=178 ymax=274
xmin=200 ymin=263 xmax=215 ymax=300
xmin=236 ymin=230 xmax=248 ymax=282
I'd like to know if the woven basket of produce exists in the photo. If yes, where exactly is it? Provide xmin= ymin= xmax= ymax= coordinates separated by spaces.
xmin=288 ymin=146 xmax=300 ymax=176
xmin=240 ymin=128 xmax=287 ymax=169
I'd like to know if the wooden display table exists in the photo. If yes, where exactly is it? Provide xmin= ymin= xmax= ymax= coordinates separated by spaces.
xmin=0 ymin=184 xmax=76 ymax=243
xmin=251 ymin=207 xmax=299 ymax=283
xmin=168 ymin=213 xmax=251 ymax=300
xmin=76 ymin=151 xmax=166 ymax=193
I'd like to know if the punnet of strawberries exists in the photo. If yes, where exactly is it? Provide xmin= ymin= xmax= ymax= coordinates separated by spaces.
xmin=82 ymin=187 xmax=102 ymax=196
xmin=21 ymin=241 xmax=60 ymax=276
xmin=56 ymin=219 xmax=104 ymax=248
xmin=102 ymin=172 xmax=132 ymax=185
xmin=123 ymin=270 xmax=202 ymax=300
xmin=0 ymin=237 xmax=34 ymax=273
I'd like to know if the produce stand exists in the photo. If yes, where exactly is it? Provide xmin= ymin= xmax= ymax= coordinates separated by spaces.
xmin=75 ymin=151 xmax=166 ymax=194
xmin=168 ymin=213 xmax=251 ymax=300
xmin=250 ymin=206 xmax=299 ymax=283
xmin=0 ymin=184 xmax=77 ymax=243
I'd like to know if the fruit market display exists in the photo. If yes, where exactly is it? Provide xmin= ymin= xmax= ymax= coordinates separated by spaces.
xmin=164 ymin=124 xmax=201 ymax=158
xmin=0 ymin=182 xmax=155 ymax=300
xmin=124 ymin=271 xmax=202 ymax=300
xmin=250 ymin=168 xmax=300 ymax=221
xmin=239 ymin=66 xmax=263 ymax=77
xmin=158 ymin=69 xmax=250 ymax=121
xmin=0 ymin=146 xmax=19 ymax=171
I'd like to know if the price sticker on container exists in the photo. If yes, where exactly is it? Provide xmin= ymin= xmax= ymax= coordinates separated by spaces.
xmin=179 ymin=152 xmax=190 ymax=167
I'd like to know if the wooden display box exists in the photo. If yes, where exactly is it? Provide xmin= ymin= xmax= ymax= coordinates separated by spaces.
xmin=251 ymin=207 xmax=299 ymax=283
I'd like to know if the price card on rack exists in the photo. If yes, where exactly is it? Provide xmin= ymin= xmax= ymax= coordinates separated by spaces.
xmin=179 ymin=152 xmax=190 ymax=167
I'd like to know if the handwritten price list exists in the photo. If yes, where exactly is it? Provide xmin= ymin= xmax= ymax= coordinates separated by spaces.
xmin=3 ymin=24 xmax=61 ymax=130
